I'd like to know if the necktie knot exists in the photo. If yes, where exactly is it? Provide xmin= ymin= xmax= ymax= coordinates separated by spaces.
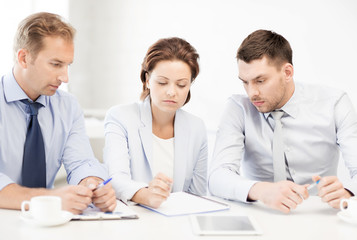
xmin=271 ymin=110 xmax=284 ymax=121
xmin=21 ymin=100 xmax=43 ymax=116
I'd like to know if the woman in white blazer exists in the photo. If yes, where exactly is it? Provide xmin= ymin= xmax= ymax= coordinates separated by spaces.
xmin=104 ymin=37 xmax=207 ymax=208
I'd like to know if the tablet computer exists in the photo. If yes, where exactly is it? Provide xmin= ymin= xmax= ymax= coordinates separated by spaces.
xmin=190 ymin=215 xmax=263 ymax=236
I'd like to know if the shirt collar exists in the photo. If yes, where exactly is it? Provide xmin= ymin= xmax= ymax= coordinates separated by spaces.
xmin=3 ymin=70 xmax=47 ymax=107
xmin=263 ymin=83 xmax=300 ymax=119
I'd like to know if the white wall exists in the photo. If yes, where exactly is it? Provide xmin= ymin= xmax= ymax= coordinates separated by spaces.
xmin=67 ymin=0 xmax=357 ymax=131
xmin=2 ymin=0 xmax=357 ymax=129
xmin=0 ymin=0 xmax=69 ymax=89
xmin=1 ymin=0 xmax=357 ymax=177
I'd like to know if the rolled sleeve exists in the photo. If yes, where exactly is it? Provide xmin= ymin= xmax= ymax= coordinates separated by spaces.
xmin=63 ymin=100 xmax=108 ymax=185
xmin=0 ymin=173 xmax=15 ymax=191
xmin=208 ymin=97 xmax=254 ymax=202
xmin=209 ymin=167 xmax=258 ymax=202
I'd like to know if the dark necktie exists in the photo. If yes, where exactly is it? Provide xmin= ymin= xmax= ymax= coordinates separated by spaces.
xmin=21 ymin=100 xmax=46 ymax=188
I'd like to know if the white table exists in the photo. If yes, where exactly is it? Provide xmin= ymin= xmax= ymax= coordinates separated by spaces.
xmin=0 ymin=196 xmax=356 ymax=240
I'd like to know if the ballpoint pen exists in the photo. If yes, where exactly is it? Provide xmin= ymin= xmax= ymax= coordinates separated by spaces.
xmin=307 ymin=179 xmax=320 ymax=190
xmin=88 ymin=177 xmax=113 ymax=209
xmin=95 ymin=177 xmax=113 ymax=190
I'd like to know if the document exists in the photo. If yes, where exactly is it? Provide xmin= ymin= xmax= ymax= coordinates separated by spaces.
xmin=140 ymin=192 xmax=230 ymax=217
xmin=72 ymin=200 xmax=138 ymax=220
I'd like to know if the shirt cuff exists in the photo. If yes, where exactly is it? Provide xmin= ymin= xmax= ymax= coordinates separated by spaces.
xmin=208 ymin=167 xmax=258 ymax=203
xmin=0 ymin=174 xmax=15 ymax=191
xmin=67 ymin=162 xmax=109 ymax=185
xmin=117 ymin=181 xmax=149 ymax=202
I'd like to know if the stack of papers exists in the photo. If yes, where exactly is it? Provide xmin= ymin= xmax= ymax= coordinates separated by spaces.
xmin=72 ymin=200 xmax=138 ymax=221
xmin=140 ymin=192 xmax=230 ymax=217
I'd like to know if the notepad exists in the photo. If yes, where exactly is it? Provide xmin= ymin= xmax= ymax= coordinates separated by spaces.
xmin=140 ymin=192 xmax=230 ymax=217
xmin=72 ymin=200 xmax=138 ymax=220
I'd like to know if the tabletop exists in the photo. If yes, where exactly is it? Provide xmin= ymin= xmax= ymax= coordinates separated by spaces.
xmin=0 ymin=196 xmax=356 ymax=240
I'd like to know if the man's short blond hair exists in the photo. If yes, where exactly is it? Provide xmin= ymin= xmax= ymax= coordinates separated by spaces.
xmin=14 ymin=12 xmax=75 ymax=61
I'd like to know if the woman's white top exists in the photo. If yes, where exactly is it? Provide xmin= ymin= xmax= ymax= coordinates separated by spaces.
xmin=152 ymin=134 xmax=174 ymax=179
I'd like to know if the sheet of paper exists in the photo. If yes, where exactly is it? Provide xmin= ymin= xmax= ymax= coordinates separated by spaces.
xmin=140 ymin=192 xmax=230 ymax=216
xmin=72 ymin=200 xmax=138 ymax=220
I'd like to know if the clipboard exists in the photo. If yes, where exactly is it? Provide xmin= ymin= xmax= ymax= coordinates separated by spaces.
xmin=139 ymin=192 xmax=230 ymax=217
xmin=72 ymin=200 xmax=139 ymax=221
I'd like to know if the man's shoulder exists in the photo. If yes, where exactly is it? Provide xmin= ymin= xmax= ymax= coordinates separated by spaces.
xmin=51 ymin=89 xmax=77 ymax=101
xmin=226 ymin=94 xmax=255 ymax=112
xmin=229 ymin=94 xmax=250 ymax=103
xmin=297 ymin=82 xmax=346 ymax=101
xmin=48 ymin=90 xmax=81 ymax=113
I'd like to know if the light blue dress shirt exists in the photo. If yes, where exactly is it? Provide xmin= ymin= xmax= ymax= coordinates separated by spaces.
xmin=209 ymin=82 xmax=357 ymax=202
xmin=0 ymin=72 xmax=108 ymax=190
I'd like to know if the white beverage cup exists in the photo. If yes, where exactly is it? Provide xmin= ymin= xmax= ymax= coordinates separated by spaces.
xmin=21 ymin=196 xmax=62 ymax=222
xmin=340 ymin=197 xmax=357 ymax=218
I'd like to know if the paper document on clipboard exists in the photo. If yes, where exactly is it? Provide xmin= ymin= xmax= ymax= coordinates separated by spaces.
xmin=140 ymin=192 xmax=230 ymax=217
xmin=72 ymin=200 xmax=138 ymax=220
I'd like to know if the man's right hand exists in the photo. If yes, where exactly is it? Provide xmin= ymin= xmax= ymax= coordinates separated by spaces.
xmin=248 ymin=181 xmax=309 ymax=213
xmin=51 ymin=185 xmax=93 ymax=214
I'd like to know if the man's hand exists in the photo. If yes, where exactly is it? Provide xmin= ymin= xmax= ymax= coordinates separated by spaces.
xmin=51 ymin=185 xmax=93 ymax=214
xmin=313 ymin=175 xmax=352 ymax=209
xmin=92 ymin=182 xmax=117 ymax=212
xmin=248 ymin=181 xmax=309 ymax=213
xmin=79 ymin=176 xmax=103 ymax=189
xmin=79 ymin=176 xmax=117 ymax=212
xmin=131 ymin=172 xmax=173 ymax=208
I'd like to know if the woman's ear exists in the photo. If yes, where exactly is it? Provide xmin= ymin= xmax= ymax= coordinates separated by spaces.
xmin=145 ymin=72 xmax=150 ymax=89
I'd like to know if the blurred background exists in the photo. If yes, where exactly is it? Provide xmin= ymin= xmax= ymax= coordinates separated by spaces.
xmin=1 ymin=0 xmax=357 ymax=185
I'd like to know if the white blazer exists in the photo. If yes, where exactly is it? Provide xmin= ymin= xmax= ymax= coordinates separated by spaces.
xmin=104 ymin=97 xmax=208 ymax=201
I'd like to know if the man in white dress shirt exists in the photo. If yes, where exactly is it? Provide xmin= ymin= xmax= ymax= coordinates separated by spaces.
xmin=209 ymin=29 xmax=356 ymax=213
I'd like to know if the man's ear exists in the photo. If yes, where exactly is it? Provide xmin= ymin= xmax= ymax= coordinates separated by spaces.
xmin=17 ymin=49 xmax=30 ymax=68
xmin=283 ymin=63 xmax=294 ymax=82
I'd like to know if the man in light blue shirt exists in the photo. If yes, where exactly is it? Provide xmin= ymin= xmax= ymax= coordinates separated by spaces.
xmin=0 ymin=12 xmax=116 ymax=214
xmin=209 ymin=30 xmax=356 ymax=213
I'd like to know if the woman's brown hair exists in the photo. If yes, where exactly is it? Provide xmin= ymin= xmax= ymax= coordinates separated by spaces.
xmin=140 ymin=37 xmax=199 ymax=105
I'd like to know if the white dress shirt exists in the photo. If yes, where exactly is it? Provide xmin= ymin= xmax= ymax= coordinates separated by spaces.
xmin=152 ymin=134 xmax=174 ymax=179
xmin=209 ymin=82 xmax=357 ymax=202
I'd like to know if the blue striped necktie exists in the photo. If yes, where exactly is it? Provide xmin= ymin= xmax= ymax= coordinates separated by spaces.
xmin=21 ymin=100 xmax=46 ymax=188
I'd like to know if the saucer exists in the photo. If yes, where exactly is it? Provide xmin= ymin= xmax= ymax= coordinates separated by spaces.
xmin=337 ymin=211 xmax=357 ymax=225
xmin=20 ymin=211 xmax=73 ymax=227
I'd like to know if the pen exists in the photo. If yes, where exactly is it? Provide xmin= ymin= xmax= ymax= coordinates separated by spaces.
xmin=95 ymin=177 xmax=113 ymax=190
xmin=307 ymin=179 xmax=320 ymax=190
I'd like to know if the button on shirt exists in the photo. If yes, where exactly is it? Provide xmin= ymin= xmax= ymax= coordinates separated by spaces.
xmin=0 ymin=72 xmax=108 ymax=190
xmin=209 ymin=82 xmax=357 ymax=202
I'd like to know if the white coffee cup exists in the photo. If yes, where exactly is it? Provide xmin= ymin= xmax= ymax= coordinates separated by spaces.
xmin=340 ymin=197 xmax=357 ymax=218
xmin=21 ymin=196 xmax=62 ymax=222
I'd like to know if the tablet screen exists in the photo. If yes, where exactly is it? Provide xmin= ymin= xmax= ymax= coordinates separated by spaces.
xmin=190 ymin=215 xmax=262 ymax=235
